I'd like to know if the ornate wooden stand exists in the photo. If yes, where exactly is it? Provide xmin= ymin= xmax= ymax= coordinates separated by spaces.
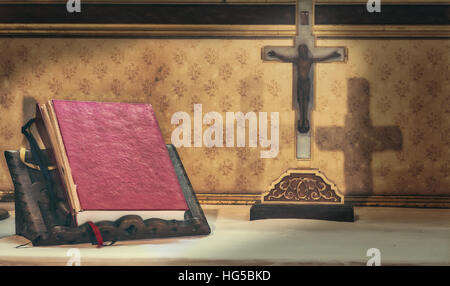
xmin=250 ymin=169 xmax=354 ymax=222
xmin=4 ymin=145 xmax=210 ymax=246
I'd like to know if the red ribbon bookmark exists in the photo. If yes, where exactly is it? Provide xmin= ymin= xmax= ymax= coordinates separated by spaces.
xmin=87 ymin=221 xmax=104 ymax=248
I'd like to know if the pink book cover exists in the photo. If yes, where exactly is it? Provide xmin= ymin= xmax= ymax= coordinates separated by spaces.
xmin=51 ymin=100 xmax=188 ymax=211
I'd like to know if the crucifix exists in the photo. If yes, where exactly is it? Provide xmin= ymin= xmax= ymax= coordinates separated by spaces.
xmin=262 ymin=0 xmax=346 ymax=159
xmin=251 ymin=0 xmax=354 ymax=222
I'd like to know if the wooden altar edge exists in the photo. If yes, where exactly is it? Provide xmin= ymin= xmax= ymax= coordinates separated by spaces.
xmin=0 ymin=24 xmax=297 ymax=37
xmin=313 ymin=25 xmax=450 ymax=38
xmin=195 ymin=193 xmax=450 ymax=208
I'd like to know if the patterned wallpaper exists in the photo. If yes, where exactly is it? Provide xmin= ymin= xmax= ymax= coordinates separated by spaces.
xmin=314 ymin=39 xmax=449 ymax=196
xmin=0 ymin=38 xmax=448 ymax=197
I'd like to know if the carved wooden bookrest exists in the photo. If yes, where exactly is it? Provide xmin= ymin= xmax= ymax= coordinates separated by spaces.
xmin=250 ymin=169 xmax=354 ymax=222
xmin=4 ymin=145 xmax=210 ymax=246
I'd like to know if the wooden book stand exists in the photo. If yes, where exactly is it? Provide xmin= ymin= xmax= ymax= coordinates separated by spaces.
xmin=4 ymin=145 xmax=210 ymax=246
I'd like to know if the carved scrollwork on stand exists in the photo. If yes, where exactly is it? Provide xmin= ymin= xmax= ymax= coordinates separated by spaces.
xmin=262 ymin=169 xmax=343 ymax=204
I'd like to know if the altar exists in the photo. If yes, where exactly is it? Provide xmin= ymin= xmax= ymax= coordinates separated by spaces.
xmin=0 ymin=203 xmax=448 ymax=266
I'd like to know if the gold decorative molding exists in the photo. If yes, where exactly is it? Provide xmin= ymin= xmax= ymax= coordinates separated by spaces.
xmin=197 ymin=193 xmax=260 ymax=205
xmin=346 ymin=196 xmax=450 ymax=208
xmin=262 ymin=169 xmax=344 ymax=204
xmin=313 ymin=25 xmax=450 ymax=38
xmin=0 ymin=24 xmax=297 ymax=37
xmin=3 ymin=189 xmax=450 ymax=208
xmin=196 ymin=193 xmax=450 ymax=208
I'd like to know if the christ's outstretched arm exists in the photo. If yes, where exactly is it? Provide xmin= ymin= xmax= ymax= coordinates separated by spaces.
xmin=313 ymin=51 xmax=341 ymax=63
xmin=268 ymin=50 xmax=297 ymax=63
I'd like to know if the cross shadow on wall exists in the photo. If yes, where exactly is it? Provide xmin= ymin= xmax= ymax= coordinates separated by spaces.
xmin=315 ymin=77 xmax=403 ymax=195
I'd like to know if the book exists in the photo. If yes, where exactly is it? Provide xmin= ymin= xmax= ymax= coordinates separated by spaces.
xmin=5 ymin=145 xmax=210 ymax=246
xmin=36 ymin=100 xmax=189 ymax=226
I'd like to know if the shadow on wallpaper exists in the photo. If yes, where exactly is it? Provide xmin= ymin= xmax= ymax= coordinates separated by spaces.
xmin=316 ymin=78 xmax=403 ymax=195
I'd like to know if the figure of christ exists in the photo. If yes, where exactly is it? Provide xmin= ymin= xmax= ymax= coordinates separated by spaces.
xmin=268 ymin=44 xmax=340 ymax=133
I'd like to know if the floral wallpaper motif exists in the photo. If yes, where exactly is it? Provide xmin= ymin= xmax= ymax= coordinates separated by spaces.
xmin=0 ymin=37 xmax=449 ymax=197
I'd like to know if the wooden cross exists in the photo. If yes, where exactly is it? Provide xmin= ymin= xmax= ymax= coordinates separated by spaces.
xmin=262 ymin=0 xmax=347 ymax=159
xmin=316 ymin=78 xmax=402 ymax=194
